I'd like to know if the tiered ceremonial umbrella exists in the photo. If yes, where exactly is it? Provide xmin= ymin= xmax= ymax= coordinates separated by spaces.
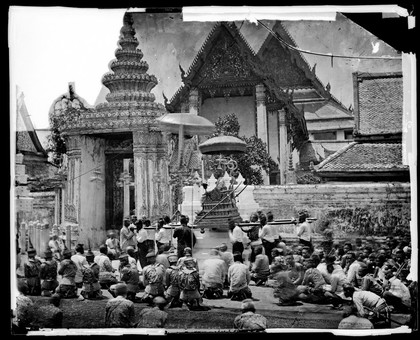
xmin=198 ymin=134 xmax=246 ymax=174
xmin=156 ymin=113 xmax=216 ymax=168
xmin=155 ymin=113 xmax=216 ymax=248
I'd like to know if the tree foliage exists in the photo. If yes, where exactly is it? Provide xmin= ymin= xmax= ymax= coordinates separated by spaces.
xmin=46 ymin=127 xmax=66 ymax=166
xmin=46 ymin=89 xmax=88 ymax=166
xmin=208 ymin=113 xmax=278 ymax=185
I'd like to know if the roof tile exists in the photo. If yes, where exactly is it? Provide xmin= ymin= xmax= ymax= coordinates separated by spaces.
xmin=316 ymin=142 xmax=407 ymax=172
xmin=356 ymin=74 xmax=403 ymax=135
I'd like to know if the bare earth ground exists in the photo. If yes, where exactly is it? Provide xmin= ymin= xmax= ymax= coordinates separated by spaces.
xmin=25 ymin=271 xmax=411 ymax=333
xmin=27 ymin=283 xmax=347 ymax=329
xmin=22 ymin=230 xmax=412 ymax=333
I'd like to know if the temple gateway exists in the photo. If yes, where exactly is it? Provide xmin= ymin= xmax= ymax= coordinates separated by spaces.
xmin=49 ymin=13 xmax=171 ymax=248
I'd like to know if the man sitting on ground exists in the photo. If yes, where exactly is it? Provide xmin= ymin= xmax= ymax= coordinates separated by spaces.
xmin=141 ymin=251 xmax=166 ymax=304
xmin=31 ymin=294 xmax=63 ymax=329
xmin=338 ymin=305 xmax=374 ymax=329
xmin=250 ymin=246 xmax=270 ymax=286
xmin=126 ymin=246 xmax=139 ymax=270
xmin=105 ymin=232 xmax=121 ymax=261
xmin=94 ymin=245 xmax=118 ymax=289
xmin=285 ymin=254 xmax=305 ymax=286
xmin=218 ymin=243 xmax=234 ymax=288
xmin=164 ymin=252 xmax=182 ymax=308
xmin=270 ymin=261 xmax=301 ymax=306
xmin=344 ymin=251 xmax=362 ymax=287
xmin=178 ymin=257 xmax=205 ymax=310
xmin=201 ymin=248 xmax=226 ymax=299
xmin=382 ymin=264 xmax=411 ymax=313
xmin=233 ymin=299 xmax=267 ymax=331
xmin=297 ymin=257 xmax=328 ymax=304
xmin=321 ymin=256 xmax=349 ymax=308
xmin=105 ymin=283 xmax=136 ymax=328
xmin=80 ymin=249 xmax=102 ymax=300
xmin=118 ymin=253 xmax=140 ymax=302
xmin=136 ymin=296 xmax=168 ymax=328
xmin=155 ymin=244 xmax=171 ymax=271
xmin=343 ymin=283 xmax=390 ymax=327
xmin=227 ymin=252 xmax=252 ymax=301
xmin=40 ymin=250 xmax=59 ymax=297
xmin=56 ymin=249 xmax=78 ymax=299
xmin=13 ymin=280 xmax=34 ymax=332
xmin=24 ymin=247 xmax=42 ymax=296
xmin=177 ymin=247 xmax=199 ymax=271
xmin=358 ymin=262 xmax=384 ymax=297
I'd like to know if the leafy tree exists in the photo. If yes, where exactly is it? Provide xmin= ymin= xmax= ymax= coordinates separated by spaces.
xmin=46 ymin=127 xmax=66 ymax=166
xmin=207 ymin=113 xmax=278 ymax=185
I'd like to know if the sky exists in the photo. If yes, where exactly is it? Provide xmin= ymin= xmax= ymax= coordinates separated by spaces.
xmin=9 ymin=6 xmax=403 ymax=130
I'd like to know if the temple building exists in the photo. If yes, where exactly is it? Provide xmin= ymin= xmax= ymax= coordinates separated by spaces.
xmin=165 ymin=21 xmax=353 ymax=185
xmin=315 ymin=72 xmax=409 ymax=182
xmin=48 ymin=13 xmax=171 ymax=248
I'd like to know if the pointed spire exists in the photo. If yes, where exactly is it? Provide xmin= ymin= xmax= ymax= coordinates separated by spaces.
xmin=326 ymin=82 xmax=331 ymax=92
xmin=100 ymin=11 xmax=158 ymax=104
xmin=179 ymin=64 xmax=186 ymax=81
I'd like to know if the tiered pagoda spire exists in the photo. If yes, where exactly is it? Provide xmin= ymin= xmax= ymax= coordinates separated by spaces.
xmin=50 ymin=12 xmax=166 ymax=134
xmin=100 ymin=12 xmax=159 ymax=106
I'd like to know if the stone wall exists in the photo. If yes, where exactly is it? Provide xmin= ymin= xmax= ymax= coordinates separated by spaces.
xmin=180 ymin=180 xmax=411 ymax=241
xmin=28 ymin=191 xmax=56 ymax=226
xmin=252 ymin=182 xmax=411 ymax=238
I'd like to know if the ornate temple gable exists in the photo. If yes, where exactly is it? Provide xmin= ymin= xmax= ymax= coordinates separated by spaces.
xmin=257 ymin=22 xmax=349 ymax=113
xmin=257 ymin=22 xmax=327 ymax=97
xmin=194 ymin=26 xmax=261 ymax=89
xmin=167 ymin=22 xmax=262 ymax=111
xmin=258 ymin=33 xmax=312 ymax=89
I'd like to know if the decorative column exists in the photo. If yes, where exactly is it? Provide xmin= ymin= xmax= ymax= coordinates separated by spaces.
xmin=64 ymin=135 xmax=82 ymax=228
xmin=278 ymin=109 xmax=289 ymax=185
xmin=133 ymin=130 xmax=171 ymax=222
xmin=54 ymin=188 xmax=61 ymax=225
xmin=189 ymin=88 xmax=199 ymax=115
xmin=256 ymin=84 xmax=270 ymax=185
xmin=78 ymin=135 xmax=106 ymax=249
xmin=133 ymin=130 xmax=150 ymax=219
xmin=117 ymin=159 xmax=131 ymax=219
xmin=255 ymin=84 xmax=268 ymax=145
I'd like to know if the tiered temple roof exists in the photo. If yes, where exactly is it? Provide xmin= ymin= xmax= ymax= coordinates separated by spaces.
xmin=166 ymin=21 xmax=352 ymax=153
xmin=166 ymin=22 xmax=262 ymax=110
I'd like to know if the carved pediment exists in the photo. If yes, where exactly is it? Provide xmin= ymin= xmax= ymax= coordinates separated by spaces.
xmin=259 ymin=35 xmax=312 ymax=88
xmin=197 ymin=33 xmax=259 ymax=87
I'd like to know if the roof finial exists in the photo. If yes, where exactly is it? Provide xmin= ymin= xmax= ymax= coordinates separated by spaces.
xmin=123 ymin=11 xmax=134 ymax=26
xmin=68 ymin=82 xmax=76 ymax=100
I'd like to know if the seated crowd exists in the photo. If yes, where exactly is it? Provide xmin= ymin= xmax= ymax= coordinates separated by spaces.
xmin=14 ymin=212 xmax=415 ymax=331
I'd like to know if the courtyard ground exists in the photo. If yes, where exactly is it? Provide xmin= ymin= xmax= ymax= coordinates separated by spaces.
xmin=22 ymin=229 xmax=413 ymax=334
